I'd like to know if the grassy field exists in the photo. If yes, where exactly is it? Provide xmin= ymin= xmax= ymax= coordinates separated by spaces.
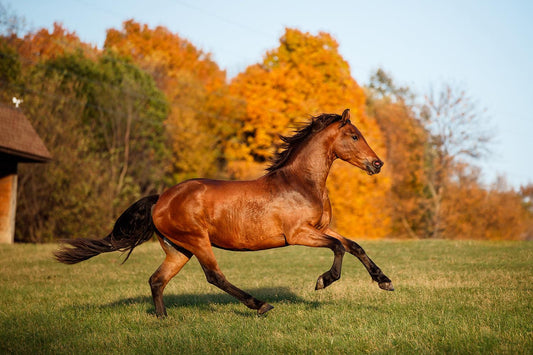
xmin=0 ymin=240 xmax=531 ymax=354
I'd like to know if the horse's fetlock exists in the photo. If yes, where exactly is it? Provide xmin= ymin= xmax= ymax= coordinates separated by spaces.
xmin=331 ymin=269 xmax=341 ymax=280
xmin=379 ymin=274 xmax=391 ymax=283
xmin=244 ymin=297 xmax=262 ymax=309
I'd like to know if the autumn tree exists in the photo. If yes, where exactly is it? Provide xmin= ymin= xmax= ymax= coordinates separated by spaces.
xmin=367 ymin=69 xmax=533 ymax=240
xmin=421 ymin=84 xmax=492 ymax=238
xmin=441 ymin=167 xmax=530 ymax=240
xmin=230 ymin=28 xmax=391 ymax=238
xmin=105 ymin=20 xmax=241 ymax=182
xmin=15 ymin=22 xmax=97 ymax=62
xmin=367 ymin=68 xmax=413 ymax=104
xmin=366 ymin=70 xmax=430 ymax=238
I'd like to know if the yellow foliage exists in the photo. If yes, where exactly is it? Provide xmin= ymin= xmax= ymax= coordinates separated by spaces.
xmin=328 ymin=164 xmax=392 ymax=239
xmin=105 ymin=20 xmax=240 ymax=182
xmin=229 ymin=28 xmax=391 ymax=238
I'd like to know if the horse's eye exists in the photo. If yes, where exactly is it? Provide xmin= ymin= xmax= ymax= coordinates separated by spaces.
xmin=352 ymin=135 xmax=358 ymax=141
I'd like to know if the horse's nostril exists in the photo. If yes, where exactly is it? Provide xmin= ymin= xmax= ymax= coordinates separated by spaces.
xmin=373 ymin=160 xmax=383 ymax=168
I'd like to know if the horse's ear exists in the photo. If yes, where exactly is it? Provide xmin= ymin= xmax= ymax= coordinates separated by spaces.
xmin=341 ymin=109 xmax=350 ymax=125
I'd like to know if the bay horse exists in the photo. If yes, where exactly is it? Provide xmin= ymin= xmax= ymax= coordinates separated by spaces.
xmin=55 ymin=109 xmax=394 ymax=317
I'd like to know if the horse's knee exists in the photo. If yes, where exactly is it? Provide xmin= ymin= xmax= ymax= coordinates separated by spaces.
xmin=329 ymin=237 xmax=346 ymax=256
xmin=334 ymin=240 xmax=346 ymax=256
xmin=149 ymin=273 xmax=163 ymax=292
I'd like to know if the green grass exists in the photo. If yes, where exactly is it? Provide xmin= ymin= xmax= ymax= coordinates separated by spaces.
xmin=0 ymin=240 xmax=531 ymax=354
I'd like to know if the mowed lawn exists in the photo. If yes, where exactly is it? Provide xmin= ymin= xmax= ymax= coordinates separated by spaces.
xmin=0 ymin=240 xmax=531 ymax=354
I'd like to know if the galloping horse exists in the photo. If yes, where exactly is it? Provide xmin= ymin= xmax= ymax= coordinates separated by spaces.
xmin=55 ymin=109 xmax=394 ymax=317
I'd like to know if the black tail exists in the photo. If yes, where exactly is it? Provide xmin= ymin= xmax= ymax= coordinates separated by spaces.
xmin=54 ymin=195 xmax=160 ymax=264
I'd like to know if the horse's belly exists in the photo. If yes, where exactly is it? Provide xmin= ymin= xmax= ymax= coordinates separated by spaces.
xmin=208 ymin=216 xmax=287 ymax=251
xmin=210 ymin=234 xmax=287 ymax=251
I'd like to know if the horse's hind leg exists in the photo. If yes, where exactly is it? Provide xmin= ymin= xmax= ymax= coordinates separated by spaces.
xmin=195 ymin=244 xmax=274 ymax=315
xmin=149 ymin=237 xmax=192 ymax=317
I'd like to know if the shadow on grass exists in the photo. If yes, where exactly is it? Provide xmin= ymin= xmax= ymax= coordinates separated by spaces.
xmin=101 ymin=287 xmax=323 ymax=316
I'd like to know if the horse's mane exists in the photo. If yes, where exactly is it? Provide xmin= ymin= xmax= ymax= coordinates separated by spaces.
xmin=266 ymin=113 xmax=343 ymax=172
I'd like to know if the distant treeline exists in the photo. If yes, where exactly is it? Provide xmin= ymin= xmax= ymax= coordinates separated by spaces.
xmin=1 ymin=18 xmax=531 ymax=242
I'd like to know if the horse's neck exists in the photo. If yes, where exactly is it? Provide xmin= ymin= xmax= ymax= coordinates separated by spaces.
xmin=282 ymin=135 xmax=336 ymax=196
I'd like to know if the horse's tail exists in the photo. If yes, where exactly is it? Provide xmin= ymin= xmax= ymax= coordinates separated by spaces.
xmin=54 ymin=194 xmax=160 ymax=265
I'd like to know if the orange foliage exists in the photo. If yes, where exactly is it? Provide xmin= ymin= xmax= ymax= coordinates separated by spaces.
xmin=230 ymin=29 xmax=368 ymax=163
xmin=105 ymin=20 xmax=240 ymax=181
xmin=15 ymin=23 xmax=97 ymax=63
xmin=442 ymin=168 xmax=529 ymax=240
xmin=105 ymin=20 xmax=224 ymax=93
xmin=229 ymin=28 xmax=391 ymax=238
xmin=371 ymin=100 xmax=430 ymax=238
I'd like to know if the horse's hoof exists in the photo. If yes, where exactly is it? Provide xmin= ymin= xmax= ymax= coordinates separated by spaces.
xmin=315 ymin=276 xmax=325 ymax=290
xmin=257 ymin=303 xmax=274 ymax=315
xmin=379 ymin=281 xmax=395 ymax=291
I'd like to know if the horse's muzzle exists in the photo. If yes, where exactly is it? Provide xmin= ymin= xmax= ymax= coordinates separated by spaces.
xmin=365 ymin=160 xmax=383 ymax=175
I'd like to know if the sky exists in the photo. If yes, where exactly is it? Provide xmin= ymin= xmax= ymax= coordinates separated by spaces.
xmin=7 ymin=0 xmax=533 ymax=189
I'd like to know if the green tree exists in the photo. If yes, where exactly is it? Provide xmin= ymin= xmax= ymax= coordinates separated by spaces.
xmin=44 ymin=50 xmax=170 ymax=193
xmin=15 ymin=69 xmax=109 ymax=241
xmin=4 ymin=26 xmax=170 ymax=242
xmin=0 ymin=40 xmax=21 ymax=102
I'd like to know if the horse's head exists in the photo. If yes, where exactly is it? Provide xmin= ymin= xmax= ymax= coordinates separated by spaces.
xmin=332 ymin=109 xmax=384 ymax=175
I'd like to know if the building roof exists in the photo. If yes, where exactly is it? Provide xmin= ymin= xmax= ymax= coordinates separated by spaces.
xmin=0 ymin=105 xmax=52 ymax=163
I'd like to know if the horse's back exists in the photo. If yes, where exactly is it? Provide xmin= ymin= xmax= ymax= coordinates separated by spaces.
xmin=152 ymin=178 xmax=287 ymax=250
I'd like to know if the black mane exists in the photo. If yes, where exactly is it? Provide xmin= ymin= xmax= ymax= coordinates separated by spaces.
xmin=266 ymin=113 xmax=343 ymax=172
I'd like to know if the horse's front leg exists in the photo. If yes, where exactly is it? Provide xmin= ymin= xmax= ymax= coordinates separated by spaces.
xmin=287 ymin=226 xmax=345 ymax=290
xmin=326 ymin=228 xmax=394 ymax=291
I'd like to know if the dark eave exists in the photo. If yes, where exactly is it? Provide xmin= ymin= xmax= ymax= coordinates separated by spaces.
xmin=0 ymin=105 xmax=52 ymax=163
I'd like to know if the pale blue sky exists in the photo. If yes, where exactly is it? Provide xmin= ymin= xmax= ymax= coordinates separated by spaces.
xmin=8 ymin=0 xmax=533 ymax=189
